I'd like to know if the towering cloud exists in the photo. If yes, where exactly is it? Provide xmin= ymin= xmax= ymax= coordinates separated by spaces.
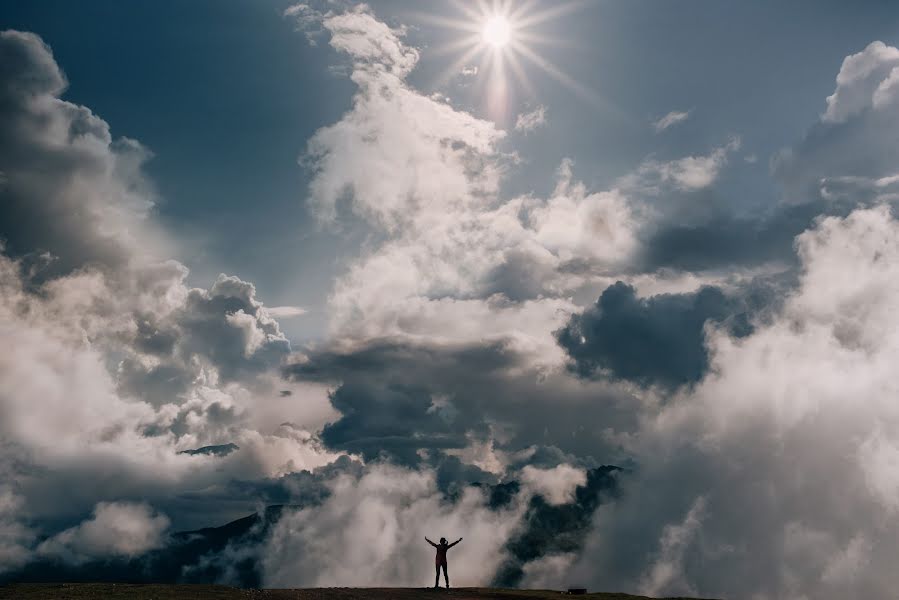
xmin=0 ymin=28 xmax=339 ymax=570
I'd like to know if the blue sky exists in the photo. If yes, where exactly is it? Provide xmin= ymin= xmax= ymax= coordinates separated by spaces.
xmin=4 ymin=1 xmax=899 ymax=597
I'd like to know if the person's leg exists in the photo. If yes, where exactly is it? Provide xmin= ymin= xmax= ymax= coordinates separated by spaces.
xmin=443 ymin=563 xmax=449 ymax=588
xmin=435 ymin=564 xmax=440 ymax=588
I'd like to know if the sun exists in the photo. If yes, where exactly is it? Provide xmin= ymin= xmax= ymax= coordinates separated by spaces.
xmin=483 ymin=15 xmax=511 ymax=48
xmin=417 ymin=2 xmax=598 ymax=121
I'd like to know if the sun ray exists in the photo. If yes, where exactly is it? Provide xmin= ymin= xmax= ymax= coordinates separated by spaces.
xmin=408 ymin=12 xmax=481 ymax=33
xmin=508 ymin=0 xmax=542 ymax=22
xmin=511 ymin=40 xmax=602 ymax=106
xmin=514 ymin=30 xmax=578 ymax=50
xmin=449 ymin=0 xmax=486 ymax=23
xmin=513 ymin=1 xmax=587 ymax=29
xmin=504 ymin=50 xmax=536 ymax=99
xmin=428 ymin=34 xmax=483 ymax=58
xmin=421 ymin=1 xmax=605 ymax=123
xmin=429 ymin=42 xmax=486 ymax=91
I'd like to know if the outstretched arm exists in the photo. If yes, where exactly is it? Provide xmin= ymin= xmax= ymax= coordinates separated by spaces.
xmin=425 ymin=537 xmax=437 ymax=547
xmin=448 ymin=537 xmax=463 ymax=548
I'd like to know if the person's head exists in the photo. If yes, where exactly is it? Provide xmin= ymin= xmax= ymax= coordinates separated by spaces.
xmin=440 ymin=537 xmax=447 ymax=545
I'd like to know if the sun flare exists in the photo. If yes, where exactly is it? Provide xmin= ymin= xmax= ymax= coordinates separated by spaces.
xmin=420 ymin=1 xmax=597 ymax=122
xmin=483 ymin=15 xmax=511 ymax=48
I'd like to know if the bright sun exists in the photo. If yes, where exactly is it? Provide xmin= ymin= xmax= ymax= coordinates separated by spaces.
xmin=482 ymin=15 xmax=511 ymax=48
xmin=422 ymin=2 xmax=595 ymax=121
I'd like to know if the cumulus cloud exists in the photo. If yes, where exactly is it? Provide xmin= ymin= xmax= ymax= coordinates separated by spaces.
xmin=0 ymin=28 xmax=341 ymax=570
xmin=652 ymin=110 xmax=691 ymax=132
xmin=557 ymin=281 xmax=759 ymax=388
xmin=776 ymin=41 xmax=899 ymax=207
xmin=292 ymin=5 xmax=652 ymax=362
xmin=823 ymin=41 xmax=899 ymax=123
xmin=515 ymin=105 xmax=547 ymax=132
xmin=0 ymin=30 xmax=168 ymax=275
xmin=262 ymin=464 xmax=525 ymax=587
xmin=557 ymin=205 xmax=899 ymax=599
xmin=9 ymin=6 xmax=899 ymax=599
xmin=37 ymin=502 xmax=170 ymax=563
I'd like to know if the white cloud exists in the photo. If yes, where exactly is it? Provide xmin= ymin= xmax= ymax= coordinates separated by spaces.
xmin=265 ymin=305 xmax=308 ymax=318
xmin=37 ymin=502 xmax=170 ymax=563
xmin=515 ymin=105 xmax=547 ymax=132
xmin=824 ymin=41 xmax=899 ymax=123
xmin=777 ymin=41 xmax=899 ymax=207
xmin=623 ymin=137 xmax=741 ymax=192
xmin=520 ymin=464 xmax=587 ymax=505
xmin=565 ymin=205 xmax=899 ymax=599
xmin=262 ymin=464 xmax=526 ymax=587
xmin=652 ymin=110 xmax=691 ymax=132
xmin=0 ymin=29 xmax=343 ymax=562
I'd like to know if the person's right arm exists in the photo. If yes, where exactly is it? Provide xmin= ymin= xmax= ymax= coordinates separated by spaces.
xmin=425 ymin=537 xmax=437 ymax=547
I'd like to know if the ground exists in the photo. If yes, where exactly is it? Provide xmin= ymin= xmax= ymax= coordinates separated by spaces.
xmin=0 ymin=584 xmax=717 ymax=600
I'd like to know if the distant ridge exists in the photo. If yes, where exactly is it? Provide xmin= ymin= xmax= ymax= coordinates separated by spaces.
xmin=177 ymin=443 xmax=240 ymax=457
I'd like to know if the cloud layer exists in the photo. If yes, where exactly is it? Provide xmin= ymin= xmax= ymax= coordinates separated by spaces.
xmin=4 ymin=7 xmax=899 ymax=600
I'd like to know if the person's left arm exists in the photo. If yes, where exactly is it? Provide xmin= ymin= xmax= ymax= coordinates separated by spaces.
xmin=448 ymin=537 xmax=463 ymax=548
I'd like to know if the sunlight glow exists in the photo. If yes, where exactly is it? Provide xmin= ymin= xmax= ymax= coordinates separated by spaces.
xmin=419 ymin=1 xmax=602 ymax=124
xmin=483 ymin=16 xmax=511 ymax=48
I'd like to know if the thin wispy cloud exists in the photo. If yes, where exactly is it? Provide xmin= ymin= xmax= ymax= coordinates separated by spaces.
xmin=652 ymin=109 xmax=691 ymax=132
xmin=515 ymin=105 xmax=547 ymax=132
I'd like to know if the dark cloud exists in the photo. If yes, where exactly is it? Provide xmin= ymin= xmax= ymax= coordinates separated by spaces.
xmin=286 ymin=340 xmax=517 ymax=464
xmin=640 ymin=202 xmax=821 ymax=272
xmin=287 ymin=339 xmax=639 ymax=468
xmin=0 ymin=30 xmax=162 ymax=275
xmin=0 ymin=30 xmax=66 ymax=102
xmin=557 ymin=282 xmax=761 ymax=387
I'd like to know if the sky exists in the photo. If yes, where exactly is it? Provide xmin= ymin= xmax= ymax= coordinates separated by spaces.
xmin=2 ymin=1 xmax=899 ymax=598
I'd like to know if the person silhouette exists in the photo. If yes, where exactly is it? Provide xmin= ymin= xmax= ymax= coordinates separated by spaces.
xmin=426 ymin=535 xmax=462 ymax=589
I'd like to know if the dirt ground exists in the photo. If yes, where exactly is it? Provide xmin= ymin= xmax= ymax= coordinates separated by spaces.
xmin=0 ymin=584 xmax=716 ymax=600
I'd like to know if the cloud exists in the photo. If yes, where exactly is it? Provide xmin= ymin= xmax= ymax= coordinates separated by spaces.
xmin=519 ymin=464 xmax=586 ymax=505
xmin=637 ymin=497 xmax=706 ymax=597
xmin=556 ymin=281 xmax=764 ymax=388
xmin=652 ymin=110 xmax=691 ymax=132
xmin=823 ymin=41 xmax=899 ymax=124
xmin=10 ymin=8 xmax=899 ymax=599
xmin=775 ymin=41 xmax=899 ymax=207
xmin=624 ymin=137 xmax=741 ymax=193
xmin=559 ymin=205 xmax=899 ymax=599
xmin=285 ymin=338 xmax=640 ymax=472
xmin=262 ymin=464 xmax=526 ymax=587
xmin=0 ymin=487 xmax=34 ymax=573
xmin=0 ymin=29 xmax=342 ymax=567
xmin=0 ymin=30 xmax=168 ymax=275
xmin=515 ymin=105 xmax=547 ymax=133
xmin=266 ymin=305 xmax=308 ymax=318
xmin=297 ymin=6 xmax=648 ymax=358
xmin=37 ymin=502 xmax=170 ymax=563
